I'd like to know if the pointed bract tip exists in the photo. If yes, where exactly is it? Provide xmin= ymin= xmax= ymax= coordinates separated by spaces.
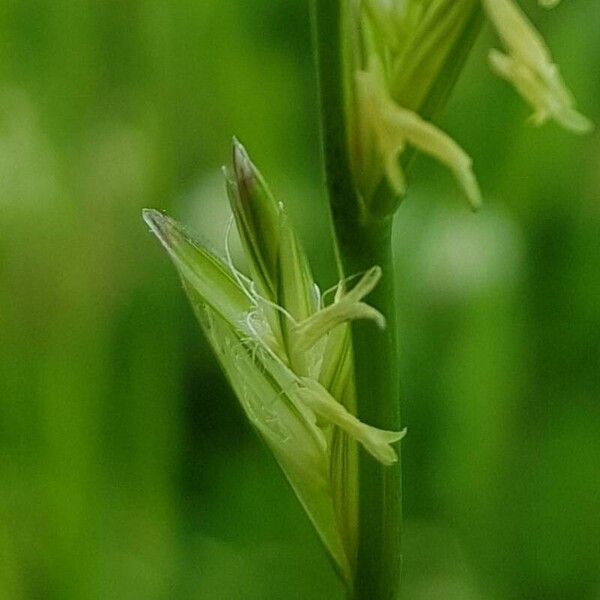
xmin=142 ymin=206 xmax=159 ymax=222
xmin=142 ymin=208 xmax=181 ymax=254
xmin=232 ymin=137 xmax=255 ymax=187
xmin=142 ymin=208 xmax=166 ymax=235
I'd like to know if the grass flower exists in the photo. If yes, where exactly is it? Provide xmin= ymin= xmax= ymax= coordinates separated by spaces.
xmin=146 ymin=1 xmax=590 ymax=596
xmin=348 ymin=0 xmax=591 ymax=218
xmin=484 ymin=0 xmax=592 ymax=133
xmin=144 ymin=140 xmax=406 ymax=588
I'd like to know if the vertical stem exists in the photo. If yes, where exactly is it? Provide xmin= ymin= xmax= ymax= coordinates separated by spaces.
xmin=312 ymin=2 xmax=403 ymax=598
xmin=338 ymin=220 xmax=402 ymax=600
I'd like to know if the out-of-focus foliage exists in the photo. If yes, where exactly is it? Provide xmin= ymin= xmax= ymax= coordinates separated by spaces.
xmin=0 ymin=1 xmax=598 ymax=598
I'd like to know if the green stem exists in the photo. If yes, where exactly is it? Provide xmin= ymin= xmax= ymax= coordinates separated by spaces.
xmin=311 ymin=2 xmax=484 ymax=595
xmin=312 ymin=2 xmax=403 ymax=598
xmin=339 ymin=220 xmax=402 ymax=600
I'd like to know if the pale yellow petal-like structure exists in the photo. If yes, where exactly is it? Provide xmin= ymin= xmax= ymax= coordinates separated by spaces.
xmin=483 ymin=0 xmax=592 ymax=133
xmin=297 ymin=378 xmax=406 ymax=466
xmin=356 ymin=69 xmax=482 ymax=209
xmin=294 ymin=267 xmax=386 ymax=354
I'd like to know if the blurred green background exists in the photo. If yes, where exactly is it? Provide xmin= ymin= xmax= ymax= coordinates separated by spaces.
xmin=1 ymin=1 xmax=599 ymax=598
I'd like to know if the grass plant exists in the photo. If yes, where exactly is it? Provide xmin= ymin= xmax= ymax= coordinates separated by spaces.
xmin=145 ymin=1 xmax=590 ymax=597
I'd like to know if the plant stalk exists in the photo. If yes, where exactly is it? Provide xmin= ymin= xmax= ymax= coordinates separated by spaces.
xmin=312 ymin=2 xmax=403 ymax=598
xmin=339 ymin=220 xmax=402 ymax=600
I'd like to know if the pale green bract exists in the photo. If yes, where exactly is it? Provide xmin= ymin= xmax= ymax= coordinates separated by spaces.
xmin=143 ymin=140 xmax=406 ymax=587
